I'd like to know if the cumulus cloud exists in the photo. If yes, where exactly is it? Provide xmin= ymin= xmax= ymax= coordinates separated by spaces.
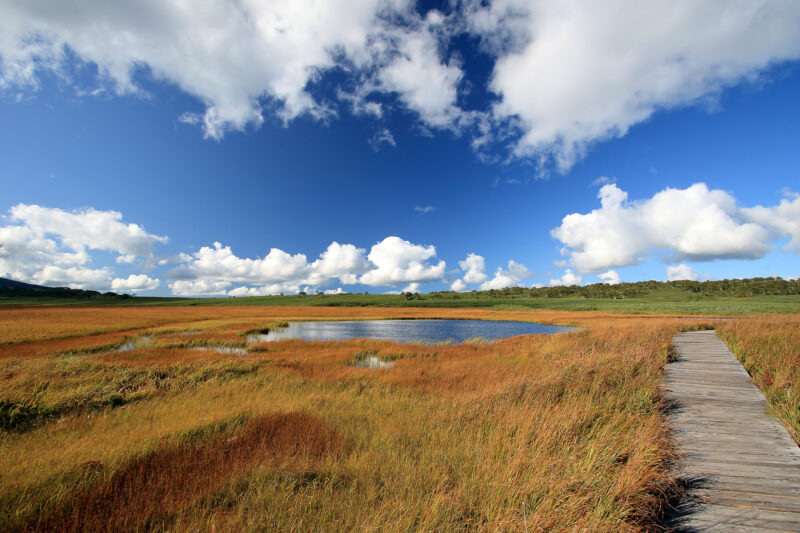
xmin=549 ymin=269 xmax=582 ymax=287
xmin=0 ymin=1 xmax=470 ymax=139
xmin=376 ymin=21 xmax=464 ymax=128
xmin=32 ymin=265 xmax=112 ymax=290
xmin=480 ymin=260 xmax=531 ymax=290
xmin=666 ymin=264 xmax=709 ymax=282
xmin=401 ymin=282 xmax=420 ymax=293
xmin=308 ymin=242 xmax=370 ymax=285
xmin=111 ymin=274 xmax=160 ymax=292
xmin=458 ymin=253 xmax=488 ymax=284
xmin=169 ymin=279 xmax=231 ymax=297
xmin=166 ymin=236 xmax=446 ymax=295
xmin=8 ymin=204 xmax=167 ymax=262
xmin=168 ymin=242 xmax=309 ymax=284
xmin=227 ymin=283 xmax=301 ymax=297
xmin=414 ymin=205 xmax=436 ymax=215
xmin=551 ymin=183 xmax=794 ymax=273
xmin=0 ymin=224 xmax=78 ymax=282
xmin=470 ymin=0 xmax=800 ymax=170
xmin=0 ymin=204 xmax=166 ymax=290
xmin=450 ymin=278 xmax=468 ymax=292
xmin=3 ymin=2 xmax=799 ymax=165
xmin=359 ymin=236 xmax=446 ymax=286
xmin=598 ymin=270 xmax=620 ymax=285
xmin=741 ymin=192 xmax=800 ymax=252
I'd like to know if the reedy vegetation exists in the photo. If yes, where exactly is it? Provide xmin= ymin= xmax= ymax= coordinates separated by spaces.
xmin=717 ymin=316 xmax=800 ymax=444
xmin=0 ymin=306 xmax=777 ymax=531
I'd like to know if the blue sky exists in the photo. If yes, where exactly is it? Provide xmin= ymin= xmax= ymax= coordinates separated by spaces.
xmin=1 ymin=1 xmax=799 ymax=296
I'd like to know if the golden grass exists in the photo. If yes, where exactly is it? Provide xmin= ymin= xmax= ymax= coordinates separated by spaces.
xmin=0 ymin=306 xmax=726 ymax=531
xmin=717 ymin=315 xmax=800 ymax=443
xmin=28 ymin=412 xmax=343 ymax=532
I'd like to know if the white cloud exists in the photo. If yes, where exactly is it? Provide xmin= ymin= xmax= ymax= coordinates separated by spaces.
xmin=9 ymin=204 xmax=167 ymax=263
xmin=741 ymin=192 xmax=800 ymax=252
xmin=168 ymin=279 xmax=231 ymax=296
xmin=0 ymin=1 xmax=470 ymax=139
xmin=401 ymin=282 xmax=420 ymax=293
xmin=598 ymin=270 xmax=620 ymax=285
xmin=458 ymin=253 xmax=488 ymax=284
xmin=591 ymin=176 xmax=616 ymax=188
xmin=377 ymin=23 xmax=464 ymax=129
xmin=0 ymin=225 xmax=77 ymax=282
xmin=359 ymin=236 xmax=446 ymax=286
xmin=0 ymin=204 xmax=166 ymax=290
xmin=324 ymin=287 xmax=344 ymax=295
xmin=111 ymin=274 xmax=160 ymax=292
xmin=4 ymin=2 xmax=799 ymax=166
xmin=170 ymin=240 xmax=370 ymax=296
xmin=168 ymin=242 xmax=309 ymax=284
xmin=450 ymin=278 xmax=467 ymax=292
xmin=480 ymin=259 xmax=531 ymax=290
xmin=166 ymin=236 xmax=446 ymax=295
xmin=308 ymin=242 xmax=370 ymax=285
xmin=233 ymin=282 xmax=302 ymax=296
xmin=369 ymin=129 xmax=396 ymax=151
xmin=469 ymin=0 xmax=800 ymax=170
xmin=414 ymin=205 xmax=436 ymax=215
xmin=552 ymin=183 xmax=780 ymax=273
xmin=666 ymin=264 xmax=708 ymax=282
xmin=31 ymin=265 xmax=112 ymax=290
xmin=549 ymin=269 xmax=582 ymax=287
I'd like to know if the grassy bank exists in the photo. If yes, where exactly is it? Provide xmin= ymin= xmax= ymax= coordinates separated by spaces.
xmin=717 ymin=316 xmax=800 ymax=444
xmin=0 ymin=306 xmax=708 ymax=532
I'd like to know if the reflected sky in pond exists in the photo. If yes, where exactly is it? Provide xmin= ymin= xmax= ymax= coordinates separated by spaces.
xmin=250 ymin=320 xmax=575 ymax=344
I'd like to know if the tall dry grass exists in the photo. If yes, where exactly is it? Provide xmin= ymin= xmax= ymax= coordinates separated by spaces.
xmin=26 ymin=412 xmax=343 ymax=532
xmin=717 ymin=315 xmax=800 ymax=443
xmin=0 ymin=306 xmax=707 ymax=531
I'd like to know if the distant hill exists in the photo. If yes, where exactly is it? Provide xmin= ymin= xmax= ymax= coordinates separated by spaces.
xmin=0 ymin=277 xmax=47 ymax=290
xmin=0 ymin=277 xmax=132 ymax=301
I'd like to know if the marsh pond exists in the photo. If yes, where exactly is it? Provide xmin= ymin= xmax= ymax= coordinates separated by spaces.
xmin=250 ymin=319 xmax=575 ymax=344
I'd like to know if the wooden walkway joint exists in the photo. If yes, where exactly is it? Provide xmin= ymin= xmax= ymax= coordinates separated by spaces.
xmin=664 ymin=330 xmax=800 ymax=532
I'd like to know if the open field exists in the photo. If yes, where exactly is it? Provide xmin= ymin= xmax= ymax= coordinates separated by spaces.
xmin=0 ymin=306 xmax=796 ymax=531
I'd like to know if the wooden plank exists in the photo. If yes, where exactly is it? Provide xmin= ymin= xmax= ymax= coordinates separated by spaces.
xmin=679 ymin=448 xmax=800 ymax=464
xmin=673 ymin=502 xmax=800 ymax=530
xmin=664 ymin=329 xmax=800 ymax=531
xmin=678 ymin=462 xmax=800 ymax=482
xmin=695 ymin=480 xmax=800 ymax=498
xmin=692 ymin=489 xmax=800 ymax=513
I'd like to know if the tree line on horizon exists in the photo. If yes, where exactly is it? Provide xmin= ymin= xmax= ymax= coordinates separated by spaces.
xmin=425 ymin=277 xmax=800 ymax=300
xmin=1 ymin=276 xmax=798 ymax=302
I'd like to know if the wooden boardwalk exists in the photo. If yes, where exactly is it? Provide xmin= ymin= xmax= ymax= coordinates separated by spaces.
xmin=664 ymin=330 xmax=800 ymax=531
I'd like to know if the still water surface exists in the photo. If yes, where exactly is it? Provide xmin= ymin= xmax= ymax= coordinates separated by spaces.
xmin=251 ymin=319 xmax=574 ymax=344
